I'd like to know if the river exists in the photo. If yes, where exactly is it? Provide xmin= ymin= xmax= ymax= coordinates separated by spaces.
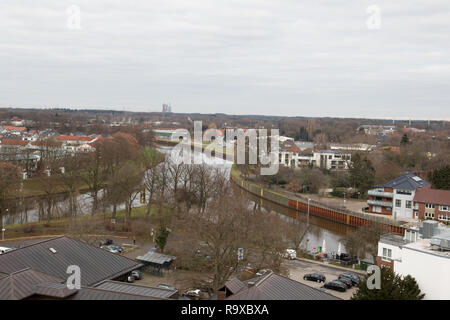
xmin=3 ymin=145 xmax=357 ymax=258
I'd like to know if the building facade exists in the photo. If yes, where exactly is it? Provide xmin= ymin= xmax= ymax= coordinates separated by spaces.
xmin=376 ymin=221 xmax=450 ymax=300
xmin=367 ymin=174 xmax=431 ymax=220
xmin=413 ymin=188 xmax=450 ymax=222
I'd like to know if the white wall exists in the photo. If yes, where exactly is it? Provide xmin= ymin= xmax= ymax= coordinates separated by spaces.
xmin=377 ymin=242 xmax=402 ymax=262
xmin=392 ymin=190 xmax=415 ymax=220
xmin=395 ymin=247 xmax=450 ymax=300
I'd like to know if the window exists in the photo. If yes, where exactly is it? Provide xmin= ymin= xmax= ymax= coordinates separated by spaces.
xmin=396 ymin=189 xmax=412 ymax=195
xmin=425 ymin=212 xmax=435 ymax=219
xmin=425 ymin=203 xmax=435 ymax=209
xmin=406 ymin=201 xmax=412 ymax=209
xmin=395 ymin=199 xmax=402 ymax=207
xmin=439 ymin=206 xmax=449 ymax=212
xmin=382 ymin=248 xmax=392 ymax=262
xmin=438 ymin=214 xmax=450 ymax=221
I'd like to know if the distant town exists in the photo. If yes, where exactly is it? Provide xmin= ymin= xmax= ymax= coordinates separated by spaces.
xmin=0 ymin=107 xmax=448 ymax=301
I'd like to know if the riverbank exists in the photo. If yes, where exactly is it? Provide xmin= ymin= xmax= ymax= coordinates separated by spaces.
xmin=1 ymin=205 xmax=150 ymax=239
xmin=230 ymin=165 xmax=406 ymax=235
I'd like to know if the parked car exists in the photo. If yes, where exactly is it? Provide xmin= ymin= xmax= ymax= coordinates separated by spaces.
xmin=256 ymin=269 xmax=269 ymax=276
xmin=131 ymin=270 xmax=142 ymax=280
xmin=126 ymin=275 xmax=135 ymax=283
xmin=303 ymin=273 xmax=326 ymax=283
xmin=100 ymin=245 xmax=121 ymax=254
xmin=157 ymin=284 xmax=178 ymax=291
xmin=283 ymin=249 xmax=297 ymax=260
xmin=336 ymin=276 xmax=352 ymax=288
xmin=324 ymin=280 xmax=347 ymax=292
xmin=100 ymin=239 xmax=113 ymax=246
xmin=339 ymin=273 xmax=359 ymax=285
xmin=109 ymin=244 xmax=124 ymax=253
xmin=182 ymin=289 xmax=202 ymax=298
xmin=0 ymin=247 xmax=14 ymax=255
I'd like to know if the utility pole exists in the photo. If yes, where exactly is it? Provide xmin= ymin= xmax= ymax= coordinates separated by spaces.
xmin=1 ymin=210 xmax=6 ymax=241
xmin=307 ymin=198 xmax=311 ymax=228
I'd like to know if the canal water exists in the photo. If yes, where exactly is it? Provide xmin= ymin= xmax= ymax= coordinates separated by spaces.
xmin=4 ymin=145 xmax=357 ymax=257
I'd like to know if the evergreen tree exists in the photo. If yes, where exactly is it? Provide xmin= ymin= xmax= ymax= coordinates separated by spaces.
xmin=349 ymin=153 xmax=375 ymax=194
xmin=428 ymin=165 xmax=450 ymax=190
xmin=352 ymin=267 xmax=425 ymax=300
xmin=400 ymin=134 xmax=410 ymax=145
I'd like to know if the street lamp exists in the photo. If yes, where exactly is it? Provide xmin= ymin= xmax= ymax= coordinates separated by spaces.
xmin=1 ymin=209 xmax=6 ymax=241
xmin=307 ymin=198 xmax=311 ymax=228
xmin=343 ymin=192 xmax=346 ymax=208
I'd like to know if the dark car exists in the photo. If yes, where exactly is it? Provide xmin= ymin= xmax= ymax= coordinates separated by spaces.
xmin=131 ymin=270 xmax=142 ymax=280
xmin=303 ymin=273 xmax=326 ymax=283
xmin=336 ymin=276 xmax=352 ymax=288
xmin=101 ymin=239 xmax=113 ymax=246
xmin=324 ymin=280 xmax=347 ymax=292
xmin=339 ymin=273 xmax=359 ymax=285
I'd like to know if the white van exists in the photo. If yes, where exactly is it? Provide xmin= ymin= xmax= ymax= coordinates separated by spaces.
xmin=284 ymin=249 xmax=297 ymax=260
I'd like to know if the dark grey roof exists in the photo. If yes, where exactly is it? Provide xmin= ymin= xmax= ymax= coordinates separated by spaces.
xmin=66 ymin=287 xmax=156 ymax=300
xmin=34 ymin=281 xmax=78 ymax=298
xmin=377 ymin=173 xmax=430 ymax=190
xmin=0 ymin=236 xmax=142 ymax=286
xmin=94 ymin=280 xmax=177 ymax=299
xmin=0 ymin=268 xmax=67 ymax=300
xmin=226 ymin=271 xmax=340 ymax=300
xmin=136 ymin=251 xmax=176 ymax=265
xmin=223 ymin=277 xmax=246 ymax=294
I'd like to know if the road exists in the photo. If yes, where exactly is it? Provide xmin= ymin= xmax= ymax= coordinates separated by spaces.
xmin=284 ymin=258 xmax=364 ymax=300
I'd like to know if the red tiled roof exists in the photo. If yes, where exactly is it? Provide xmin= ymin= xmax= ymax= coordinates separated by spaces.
xmin=2 ymin=126 xmax=26 ymax=131
xmin=414 ymin=188 xmax=450 ymax=206
xmin=0 ymin=139 xmax=29 ymax=146
xmin=55 ymin=136 xmax=96 ymax=142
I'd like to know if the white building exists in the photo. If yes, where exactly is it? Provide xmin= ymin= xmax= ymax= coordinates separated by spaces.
xmin=278 ymin=149 xmax=351 ymax=170
xmin=377 ymin=221 xmax=450 ymax=300
xmin=330 ymin=143 xmax=375 ymax=152
xmin=367 ymin=173 xmax=431 ymax=220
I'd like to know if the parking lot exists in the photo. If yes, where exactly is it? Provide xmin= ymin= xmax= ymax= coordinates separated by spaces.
xmin=285 ymin=258 xmax=365 ymax=300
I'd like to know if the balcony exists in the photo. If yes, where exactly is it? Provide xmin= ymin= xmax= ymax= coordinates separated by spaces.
xmin=368 ymin=200 xmax=393 ymax=208
xmin=368 ymin=189 xmax=393 ymax=198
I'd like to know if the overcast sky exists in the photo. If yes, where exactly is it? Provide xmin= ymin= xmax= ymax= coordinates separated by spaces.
xmin=1 ymin=0 xmax=449 ymax=120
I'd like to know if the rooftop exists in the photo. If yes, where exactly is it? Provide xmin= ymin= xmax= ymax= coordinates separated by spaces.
xmin=224 ymin=271 xmax=340 ymax=300
xmin=377 ymin=173 xmax=431 ymax=191
xmin=136 ymin=251 xmax=176 ymax=265
xmin=403 ymin=238 xmax=450 ymax=259
xmin=94 ymin=280 xmax=178 ymax=299
xmin=414 ymin=188 xmax=450 ymax=206
xmin=0 ymin=236 xmax=142 ymax=286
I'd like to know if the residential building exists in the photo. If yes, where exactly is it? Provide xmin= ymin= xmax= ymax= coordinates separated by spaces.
xmin=413 ymin=188 xmax=450 ymax=222
xmin=376 ymin=221 xmax=450 ymax=300
xmin=313 ymin=150 xmax=351 ymax=170
xmin=330 ymin=143 xmax=376 ymax=152
xmin=279 ymin=147 xmax=351 ymax=171
xmin=0 ymin=236 xmax=181 ymax=300
xmin=357 ymin=125 xmax=396 ymax=135
xmin=218 ymin=270 xmax=340 ymax=300
xmin=367 ymin=173 xmax=431 ymax=220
